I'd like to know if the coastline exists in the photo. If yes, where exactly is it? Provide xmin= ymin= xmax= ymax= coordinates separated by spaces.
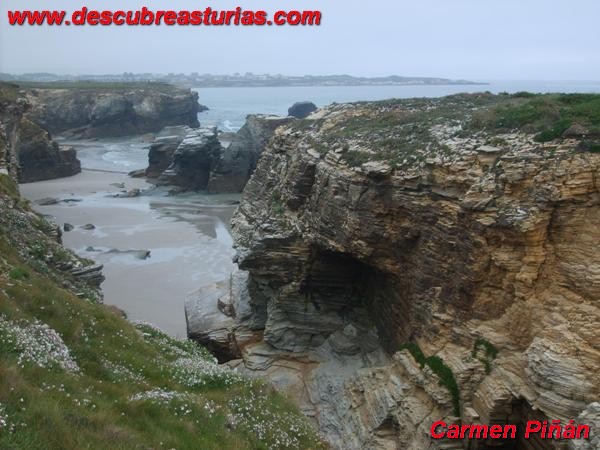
xmin=20 ymin=168 xmax=238 ymax=337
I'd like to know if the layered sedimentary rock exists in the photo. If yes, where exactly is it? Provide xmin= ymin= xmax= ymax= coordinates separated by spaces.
xmin=0 ymin=83 xmax=104 ymax=290
xmin=188 ymin=94 xmax=600 ymax=449
xmin=145 ymin=126 xmax=191 ymax=178
xmin=207 ymin=115 xmax=294 ymax=192
xmin=0 ymin=83 xmax=80 ymax=182
xmin=149 ymin=115 xmax=293 ymax=192
xmin=16 ymin=117 xmax=80 ymax=182
xmin=25 ymin=84 xmax=203 ymax=138
xmin=157 ymin=128 xmax=221 ymax=190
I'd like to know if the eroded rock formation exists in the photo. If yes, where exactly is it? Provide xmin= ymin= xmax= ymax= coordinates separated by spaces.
xmin=187 ymin=94 xmax=600 ymax=449
xmin=157 ymin=128 xmax=221 ymax=191
xmin=0 ymin=83 xmax=80 ymax=182
xmin=288 ymin=101 xmax=317 ymax=119
xmin=25 ymin=84 xmax=203 ymax=138
xmin=145 ymin=126 xmax=191 ymax=178
xmin=16 ymin=117 xmax=80 ymax=182
xmin=148 ymin=115 xmax=293 ymax=193
xmin=208 ymin=115 xmax=294 ymax=192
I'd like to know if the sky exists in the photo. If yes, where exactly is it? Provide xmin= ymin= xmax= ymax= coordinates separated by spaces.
xmin=1 ymin=0 xmax=599 ymax=80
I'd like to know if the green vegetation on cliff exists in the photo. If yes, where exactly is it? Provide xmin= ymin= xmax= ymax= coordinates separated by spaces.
xmin=0 ymin=175 xmax=321 ymax=449
xmin=291 ymin=92 xmax=600 ymax=170
xmin=472 ymin=338 xmax=498 ymax=374
xmin=471 ymin=93 xmax=600 ymax=141
xmin=399 ymin=343 xmax=460 ymax=416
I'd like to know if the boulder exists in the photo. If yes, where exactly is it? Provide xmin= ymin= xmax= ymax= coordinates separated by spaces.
xmin=127 ymin=169 xmax=146 ymax=178
xmin=35 ymin=197 xmax=60 ymax=205
xmin=562 ymin=123 xmax=589 ymax=138
xmin=288 ymin=101 xmax=317 ymax=119
xmin=69 ymin=263 xmax=105 ymax=286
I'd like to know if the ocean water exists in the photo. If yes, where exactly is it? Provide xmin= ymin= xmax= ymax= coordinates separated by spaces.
xmin=196 ymin=80 xmax=600 ymax=131
xmin=55 ymin=137 xmax=151 ymax=172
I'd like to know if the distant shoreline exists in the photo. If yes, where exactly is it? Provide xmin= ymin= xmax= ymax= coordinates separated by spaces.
xmin=185 ymin=81 xmax=490 ymax=88
xmin=0 ymin=72 xmax=488 ymax=89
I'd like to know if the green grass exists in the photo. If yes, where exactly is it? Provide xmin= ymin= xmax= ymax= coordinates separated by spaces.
xmin=399 ymin=343 xmax=460 ymax=416
xmin=0 ymin=230 xmax=322 ymax=449
xmin=0 ymin=83 xmax=20 ymax=104
xmin=0 ymin=174 xmax=19 ymax=200
xmin=471 ymin=93 xmax=600 ymax=142
xmin=292 ymin=93 xmax=600 ymax=171
xmin=8 ymin=267 xmax=29 ymax=280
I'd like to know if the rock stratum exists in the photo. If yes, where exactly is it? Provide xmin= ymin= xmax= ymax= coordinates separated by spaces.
xmin=24 ymin=82 xmax=203 ymax=138
xmin=187 ymin=93 xmax=600 ymax=449
xmin=0 ymin=83 xmax=81 ymax=183
xmin=148 ymin=115 xmax=294 ymax=193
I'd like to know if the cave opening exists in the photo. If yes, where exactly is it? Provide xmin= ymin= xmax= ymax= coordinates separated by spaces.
xmin=300 ymin=246 xmax=411 ymax=353
xmin=471 ymin=398 xmax=560 ymax=450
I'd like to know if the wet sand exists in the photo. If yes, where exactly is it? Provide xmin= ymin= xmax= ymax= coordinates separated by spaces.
xmin=20 ymin=169 xmax=238 ymax=338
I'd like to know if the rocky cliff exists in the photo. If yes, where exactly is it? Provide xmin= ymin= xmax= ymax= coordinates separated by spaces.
xmin=187 ymin=93 xmax=600 ymax=449
xmin=25 ymin=83 xmax=203 ymax=138
xmin=1 ymin=83 xmax=81 ymax=183
xmin=0 ymin=83 xmax=102 ymax=290
xmin=149 ymin=115 xmax=293 ymax=193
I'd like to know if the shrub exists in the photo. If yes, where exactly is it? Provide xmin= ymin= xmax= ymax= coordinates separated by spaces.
xmin=8 ymin=267 xmax=29 ymax=281
xmin=472 ymin=338 xmax=498 ymax=374
xmin=471 ymin=93 xmax=600 ymax=146
xmin=472 ymin=338 xmax=498 ymax=359
xmin=399 ymin=342 xmax=460 ymax=416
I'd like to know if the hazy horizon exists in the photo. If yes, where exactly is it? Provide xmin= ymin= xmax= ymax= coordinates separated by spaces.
xmin=1 ymin=0 xmax=599 ymax=81
xmin=3 ymin=72 xmax=600 ymax=84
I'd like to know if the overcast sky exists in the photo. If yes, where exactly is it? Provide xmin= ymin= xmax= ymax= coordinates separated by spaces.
xmin=1 ymin=0 xmax=599 ymax=80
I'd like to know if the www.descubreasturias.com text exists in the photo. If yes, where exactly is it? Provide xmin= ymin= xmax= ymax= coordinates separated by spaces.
xmin=7 ymin=7 xmax=322 ymax=26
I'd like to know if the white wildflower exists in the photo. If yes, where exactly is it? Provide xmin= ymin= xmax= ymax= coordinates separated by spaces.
xmin=0 ymin=315 xmax=79 ymax=372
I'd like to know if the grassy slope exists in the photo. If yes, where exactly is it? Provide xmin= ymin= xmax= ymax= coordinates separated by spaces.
xmin=0 ymin=176 xmax=321 ymax=450
xmin=471 ymin=92 xmax=600 ymax=141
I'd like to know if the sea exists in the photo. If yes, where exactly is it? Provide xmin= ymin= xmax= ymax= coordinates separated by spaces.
xmin=195 ymin=80 xmax=600 ymax=132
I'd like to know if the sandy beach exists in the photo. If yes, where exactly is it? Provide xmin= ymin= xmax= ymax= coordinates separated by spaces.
xmin=20 ymin=168 xmax=238 ymax=337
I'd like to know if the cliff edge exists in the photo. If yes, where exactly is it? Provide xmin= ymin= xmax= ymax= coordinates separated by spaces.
xmin=190 ymin=93 xmax=600 ymax=449
xmin=24 ymin=82 xmax=203 ymax=138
